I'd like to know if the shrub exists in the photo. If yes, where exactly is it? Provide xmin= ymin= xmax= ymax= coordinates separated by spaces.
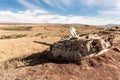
xmin=35 ymin=33 xmax=42 ymax=36
xmin=0 ymin=34 xmax=27 ymax=39
xmin=0 ymin=26 xmax=32 ymax=31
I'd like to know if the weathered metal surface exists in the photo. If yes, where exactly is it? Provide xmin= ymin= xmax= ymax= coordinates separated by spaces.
xmin=50 ymin=27 xmax=113 ymax=61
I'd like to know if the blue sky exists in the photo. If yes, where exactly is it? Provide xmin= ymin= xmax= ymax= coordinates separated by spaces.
xmin=0 ymin=0 xmax=120 ymax=25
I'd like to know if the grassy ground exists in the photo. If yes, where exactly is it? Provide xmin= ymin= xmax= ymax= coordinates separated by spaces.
xmin=0 ymin=26 xmax=32 ymax=31
xmin=0 ymin=24 xmax=120 ymax=80
xmin=0 ymin=24 xmax=98 ymax=68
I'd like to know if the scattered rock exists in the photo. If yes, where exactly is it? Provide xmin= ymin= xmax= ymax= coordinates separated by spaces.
xmin=113 ymin=48 xmax=120 ymax=52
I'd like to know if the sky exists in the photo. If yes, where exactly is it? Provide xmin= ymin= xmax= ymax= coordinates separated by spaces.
xmin=0 ymin=0 xmax=120 ymax=25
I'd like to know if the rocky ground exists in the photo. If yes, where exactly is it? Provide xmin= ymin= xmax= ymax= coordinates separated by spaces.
xmin=0 ymin=24 xmax=120 ymax=80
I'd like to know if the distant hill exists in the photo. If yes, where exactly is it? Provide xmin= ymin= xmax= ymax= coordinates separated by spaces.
xmin=104 ymin=24 xmax=120 ymax=27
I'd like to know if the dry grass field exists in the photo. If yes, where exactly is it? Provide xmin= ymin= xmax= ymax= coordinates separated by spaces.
xmin=0 ymin=24 xmax=120 ymax=80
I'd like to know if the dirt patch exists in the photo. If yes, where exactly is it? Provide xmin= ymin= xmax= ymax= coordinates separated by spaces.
xmin=0 ymin=25 xmax=120 ymax=80
xmin=14 ymin=46 xmax=120 ymax=80
xmin=1 ymin=43 xmax=119 ymax=80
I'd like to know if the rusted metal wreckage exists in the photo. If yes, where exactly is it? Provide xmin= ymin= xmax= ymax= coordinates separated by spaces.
xmin=50 ymin=27 xmax=114 ymax=61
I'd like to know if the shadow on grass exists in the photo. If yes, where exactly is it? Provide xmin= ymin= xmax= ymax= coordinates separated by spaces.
xmin=23 ymin=50 xmax=79 ymax=66
xmin=22 ymin=41 xmax=79 ymax=66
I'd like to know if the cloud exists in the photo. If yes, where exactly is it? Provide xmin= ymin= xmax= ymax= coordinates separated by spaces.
xmin=43 ymin=0 xmax=75 ymax=10
xmin=1 ymin=0 xmax=120 ymax=25
xmin=16 ymin=0 xmax=119 ymax=10
xmin=19 ymin=10 xmax=48 ymax=15
xmin=98 ymin=10 xmax=120 ymax=17
xmin=43 ymin=0 xmax=120 ymax=9
xmin=16 ymin=0 xmax=120 ymax=17
xmin=43 ymin=0 xmax=65 ymax=10
xmin=79 ymin=0 xmax=120 ymax=8
xmin=97 ymin=2 xmax=120 ymax=20
xmin=61 ymin=0 xmax=75 ymax=7
xmin=0 ymin=9 xmax=120 ymax=25
xmin=17 ymin=0 xmax=40 ymax=9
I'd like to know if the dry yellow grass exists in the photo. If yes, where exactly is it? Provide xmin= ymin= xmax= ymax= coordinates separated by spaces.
xmin=0 ymin=24 xmax=63 ymax=70
xmin=0 ymin=24 xmax=119 ymax=62
xmin=0 ymin=24 xmax=120 ymax=79
xmin=0 ymin=36 xmax=60 ymax=62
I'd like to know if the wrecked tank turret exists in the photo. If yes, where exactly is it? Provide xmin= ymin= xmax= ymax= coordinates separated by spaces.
xmin=50 ymin=27 xmax=113 ymax=61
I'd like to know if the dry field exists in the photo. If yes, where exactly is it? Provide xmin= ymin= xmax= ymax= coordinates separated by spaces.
xmin=0 ymin=24 xmax=120 ymax=80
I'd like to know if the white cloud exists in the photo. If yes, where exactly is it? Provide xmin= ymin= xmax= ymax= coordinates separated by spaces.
xmin=98 ymin=10 xmax=120 ymax=17
xmin=83 ymin=0 xmax=120 ymax=24
xmin=15 ymin=0 xmax=120 ymax=19
xmin=43 ymin=0 xmax=120 ymax=9
xmin=0 ymin=9 xmax=120 ymax=25
xmin=1 ymin=0 xmax=120 ymax=25
xmin=79 ymin=0 xmax=120 ymax=8
xmin=43 ymin=0 xmax=75 ymax=10
xmin=17 ymin=0 xmax=40 ymax=9
xmin=18 ymin=10 xmax=48 ymax=15
xmin=97 ymin=3 xmax=120 ymax=19
xmin=61 ymin=0 xmax=74 ymax=7
xmin=43 ymin=0 xmax=65 ymax=11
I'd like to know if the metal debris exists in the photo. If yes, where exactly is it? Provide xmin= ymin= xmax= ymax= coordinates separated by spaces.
xmin=50 ymin=27 xmax=113 ymax=61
